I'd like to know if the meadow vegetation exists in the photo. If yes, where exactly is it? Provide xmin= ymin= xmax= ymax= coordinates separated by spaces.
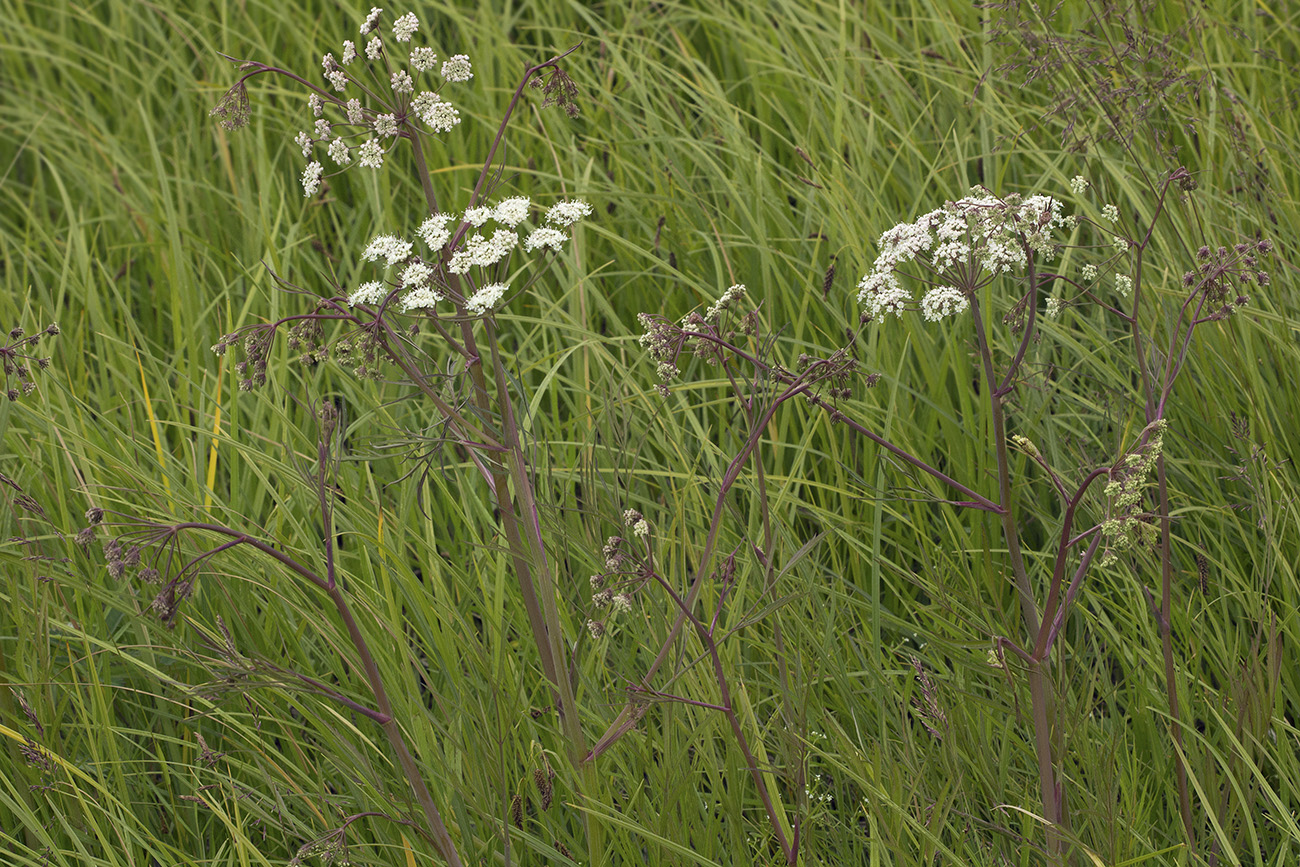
xmin=2 ymin=1 xmax=1298 ymax=865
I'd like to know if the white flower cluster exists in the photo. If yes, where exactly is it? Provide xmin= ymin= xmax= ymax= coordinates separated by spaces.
xmin=857 ymin=190 xmax=1069 ymax=322
xmin=347 ymin=197 xmax=592 ymax=313
xmin=294 ymin=9 xmax=474 ymax=196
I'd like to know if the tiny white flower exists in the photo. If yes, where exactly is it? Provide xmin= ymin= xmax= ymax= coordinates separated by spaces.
xmin=1045 ymin=296 xmax=1064 ymax=318
xmin=410 ymin=47 xmax=437 ymax=72
xmin=392 ymin=12 xmax=419 ymax=41
xmin=358 ymin=138 xmax=384 ymax=168
xmin=341 ymin=40 xmax=357 ymax=65
xmin=632 ymin=518 xmax=649 ymax=538
xmin=309 ymin=93 xmax=323 ymax=117
xmin=465 ymin=281 xmax=509 ymax=315
xmin=361 ymin=6 xmax=383 ymax=34
xmin=1102 ymin=203 xmax=1120 ymax=222
xmin=1116 ymin=275 xmax=1133 ymax=296
xmin=919 ymin=286 xmax=969 ymax=321
xmin=441 ymin=54 xmax=473 ymax=82
xmin=322 ymin=52 xmax=336 ymax=73
xmin=523 ymin=226 xmax=567 ymax=252
xmin=417 ymin=213 xmax=454 ymax=250
xmin=349 ymin=280 xmax=388 ymax=306
xmin=313 ymin=118 xmax=331 ymax=138
xmin=391 ymin=70 xmax=413 ymax=94
xmin=301 ymin=161 xmax=323 ymax=197
xmin=1069 ymin=175 xmax=1089 ymax=195
xmin=294 ymin=131 xmax=313 ymax=157
xmin=327 ymin=137 xmax=351 ymax=165
xmin=420 ymin=100 xmax=460 ymax=133
xmin=545 ymin=199 xmax=593 ymax=227
xmin=493 ymin=196 xmax=530 ymax=227
xmin=365 ymin=36 xmax=383 ymax=60
xmin=1081 ymin=263 xmax=1098 ymax=281
xmin=346 ymin=98 xmax=364 ymax=125
xmin=463 ymin=205 xmax=493 ymax=227
xmin=326 ymin=69 xmax=348 ymax=92
xmin=373 ymin=113 xmax=398 ymax=137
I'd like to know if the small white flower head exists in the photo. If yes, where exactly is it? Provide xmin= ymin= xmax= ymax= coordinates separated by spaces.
xmin=327 ymin=137 xmax=351 ymax=165
xmin=401 ymin=284 xmax=444 ymax=311
xmin=346 ymin=98 xmax=364 ymax=125
xmin=417 ymin=212 xmax=454 ymax=250
xmin=327 ymin=68 xmax=348 ymax=92
xmin=1101 ymin=203 xmax=1120 ymax=222
xmin=441 ymin=54 xmax=473 ymax=82
xmin=301 ymin=161 xmax=324 ymax=197
xmin=447 ymin=229 xmax=518 ymax=273
xmin=856 ymin=270 xmax=910 ymax=319
xmin=545 ymin=199 xmax=593 ymax=227
xmin=1081 ymin=263 xmax=1098 ymax=282
xmin=341 ymin=40 xmax=357 ymax=65
xmin=349 ymin=280 xmax=388 ymax=306
xmin=420 ymin=100 xmax=460 ymax=133
xmin=358 ymin=138 xmax=384 ymax=169
xmin=361 ymin=6 xmax=383 ymax=34
xmin=1069 ymin=175 xmax=1089 ymax=195
xmin=1045 ymin=296 xmax=1065 ymax=318
xmin=322 ymin=52 xmax=336 ymax=73
xmin=373 ymin=113 xmax=398 ymax=137
xmin=1115 ymin=274 xmax=1133 ymax=297
xmin=391 ymin=70 xmax=414 ymax=94
xmin=362 ymin=233 xmax=413 ymax=266
xmin=410 ymin=46 xmax=437 ymax=72
xmin=524 ymin=226 xmax=567 ymax=253
xmin=392 ymin=12 xmax=419 ymax=41
xmin=622 ymin=509 xmax=641 ymax=526
xmin=463 ymin=205 xmax=493 ymax=227
xmin=1113 ymin=235 xmax=1129 ymax=253
xmin=586 ymin=619 xmax=605 ymax=640
xmin=313 ymin=118 xmax=331 ymax=138
xmin=413 ymin=91 xmax=439 ymax=114
xmin=309 ymin=93 xmax=324 ymax=117
xmin=465 ymin=281 xmax=509 ymax=315
xmin=632 ymin=518 xmax=649 ymax=539
xmin=611 ymin=593 xmax=633 ymax=614
xmin=919 ymin=286 xmax=969 ymax=322
xmin=294 ymin=131 xmax=313 ymax=157
xmin=400 ymin=261 xmax=434 ymax=288
xmin=493 ymin=196 xmax=530 ymax=227
xmin=365 ymin=36 xmax=383 ymax=60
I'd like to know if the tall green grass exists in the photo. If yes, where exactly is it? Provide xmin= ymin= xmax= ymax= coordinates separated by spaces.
xmin=3 ymin=1 xmax=1298 ymax=864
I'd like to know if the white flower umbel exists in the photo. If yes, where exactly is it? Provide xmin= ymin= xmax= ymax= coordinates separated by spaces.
xmin=420 ymin=100 xmax=460 ymax=133
xmin=401 ymin=284 xmax=443 ymax=311
xmin=358 ymin=138 xmax=384 ymax=168
xmin=1116 ymin=274 xmax=1133 ymax=297
xmin=545 ymin=199 xmax=593 ymax=227
xmin=362 ymin=233 xmax=413 ymax=266
xmin=327 ymin=137 xmax=351 ymax=165
xmin=301 ymin=161 xmax=324 ymax=197
xmin=920 ymin=286 xmax=969 ymax=322
xmin=463 ymin=205 xmax=494 ymax=227
xmin=1069 ymin=175 xmax=1089 ymax=195
xmin=447 ymin=229 xmax=517 ymax=273
xmin=365 ymin=35 xmax=382 ymax=60
xmin=309 ymin=93 xmax=323 ymax=117
xmin=524 ymin=226 xmax=567 ymax=253
xmin=294 ymin=131 xmax=313 ymax=157
xmin=390 ymin=70 xmax=413 ymax=94
xmin=1081 ymin=263 xmax=1098 ymax=282
xmin=493 ymin=196 xmax=530 ymax=227
xmin=465 ymin=282 xmax=509 ymax=315
xmin=1045 ymin=296 xmax=1065 ymax=318
xmin=341 ymin=40 xmax=357 ymax=64
xmin=441 ymin=54 xmax=473 ymax=82
xmin=410 ymin=47 xmax=437 ymax=72
xmin=346 ymin=98 xmax=364 ymax=124
xmin=349 ymin=280 xmax=388 ymax=306
xmin=313 ymin=119 xmax=331 ymax=139
xmin=1102 ymin=204 xmax=1120 ymax=222
xmin=858 ymin=189 xmax=1068 ymax=322
xmin=400 ymin=261 xmax=434 ymax=288
xmin=417 ymin=213 xmax=454 ymax=251
xmin=373 ymin=114 xmax=398 ymax=137
xmin=361 ymin=6 xmax=383 ymax=34
xmin=392 ymin=12 xmax=418 ymax=41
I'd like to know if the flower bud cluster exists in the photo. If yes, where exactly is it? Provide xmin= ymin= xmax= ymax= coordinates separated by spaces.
xmin=1183 ymin=239 xmax=1273 ymax=320
xmin=586 ymin=515 xmax=651 ymax=639
xmin=1 ymin=323 xmax=58 ymax=402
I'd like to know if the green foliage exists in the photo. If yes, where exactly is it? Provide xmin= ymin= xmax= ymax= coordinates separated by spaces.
xmin=3 ymin=1 xmax=1298 ymax=865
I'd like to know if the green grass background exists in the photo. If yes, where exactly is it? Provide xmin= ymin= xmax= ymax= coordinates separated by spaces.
xmin=2 ymin=0 xmax=1298 ymax=864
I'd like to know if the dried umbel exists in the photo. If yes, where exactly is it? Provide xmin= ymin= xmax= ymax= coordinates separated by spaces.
xmin=1 ymin=323 xmax=58 ymax=402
